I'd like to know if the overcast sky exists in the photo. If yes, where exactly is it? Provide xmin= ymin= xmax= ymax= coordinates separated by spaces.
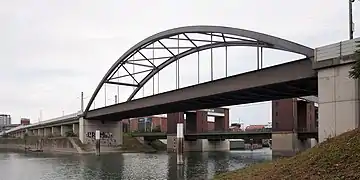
xmin=0 ymin=0 xmax=359 ymax=125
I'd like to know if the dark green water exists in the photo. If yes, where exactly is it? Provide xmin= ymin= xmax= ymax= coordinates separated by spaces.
xmin=0 ymin=148 xmax=272 ymax=180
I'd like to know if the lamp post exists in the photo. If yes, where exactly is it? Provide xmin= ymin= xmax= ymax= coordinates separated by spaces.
xmin=349 ymin=0 xmax=358 ymax=39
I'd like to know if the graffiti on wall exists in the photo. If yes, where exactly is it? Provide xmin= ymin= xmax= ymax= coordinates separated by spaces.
xmin=85 ymin=131 xmax=117 ymax=146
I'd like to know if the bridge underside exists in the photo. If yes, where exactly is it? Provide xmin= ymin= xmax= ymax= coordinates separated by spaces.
xmin=131 ymin=131 xmax=318 ymax=141
xmin=86 ymin=58 xmax=317 ymax=120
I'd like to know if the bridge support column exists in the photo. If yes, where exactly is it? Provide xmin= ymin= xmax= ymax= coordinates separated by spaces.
xmin=78 ymin=117 xmax=123 ymax=146
xmin=166 ymin=112 xmax=184 ymax=152
xmin=214 ymin=109 xmax=229 ymax=131
xmin=38 ymin=129 xmax=44 ymax=137
xmin=272 ymin=132 xmax=312 ymax=156
xmin=32 ymin=129 xmax=38 ymax=136
xmin=167 ymin=111 xmax=229 ymax=152
xmin=20 ymin=131 xmax=25 ymax=138
xmin=61 ymin=125 xmax=72 ymax=137
xmin=25 ymin=129 xmax=33 ymax=136
xmin=272 ymin=98 xmax=316 ymax=156
xmin=52 ymin=126 xmax=61 ymax=136
xmin=185 ymin=111 xmax=207 ymax=133
xmin=317 ymin=63 xmax=360 ymax=143
xmin=73 ymin=123 xmax=79 ymax=136
xmin=44 ymin=127 xmax=52 ymax=137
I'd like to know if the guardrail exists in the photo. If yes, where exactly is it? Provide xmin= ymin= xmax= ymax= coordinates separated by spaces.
xmin=315 ymin=37 xmax=359 ymax=62
xmin=130 ymin=128 xmax=317 ymax=135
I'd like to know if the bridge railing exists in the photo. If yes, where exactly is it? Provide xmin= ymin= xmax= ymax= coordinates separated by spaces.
xmin=129 ymin=127 xmax=317 ymax=135
xmin=315 ymin=37 xmax=359 ymax=62
xmin=4 ymin=111 xmax=82 ymax=134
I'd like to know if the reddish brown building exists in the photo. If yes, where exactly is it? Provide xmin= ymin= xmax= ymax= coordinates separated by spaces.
xmin=20 ymin=118 xmax=30 ymax=125
xmin=245 ymin=125 xmax=265 ymax=132
xmin=272 ymin=98 xmax=317 ymax=132
xmin=123 ymin=116 xmax=217 ymax=133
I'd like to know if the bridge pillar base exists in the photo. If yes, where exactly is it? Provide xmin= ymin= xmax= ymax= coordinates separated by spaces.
xmin=272 ymin=132 xmax=312 ymax=157
xmin=166 ymin=136 xmax=229 ymax=152
xmin=201 ymin=140 xmax=230 ymax=152
xmin=79 ymin=117 xmax=123 ymax=146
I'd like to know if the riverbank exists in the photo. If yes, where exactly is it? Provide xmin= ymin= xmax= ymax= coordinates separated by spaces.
xmin=214 ymin=128 xmax=360 ymax=180
xmin=0 ymin=135 xmax=166 ymax=154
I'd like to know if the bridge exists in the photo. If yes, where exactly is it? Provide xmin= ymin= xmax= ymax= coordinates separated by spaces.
xmin=86 ymin=58 xmax=316 ymax=120
xmin=3 ymin=25 xmax=359 ymax=157
xmin=83 ymin=25 xmax=315 ymax=120
xmin=131 ymin=131 xmax=318 ymax=141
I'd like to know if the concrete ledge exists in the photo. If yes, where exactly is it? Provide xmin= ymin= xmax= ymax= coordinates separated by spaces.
xmin=312 ymin=54 xmax=355 ymax=70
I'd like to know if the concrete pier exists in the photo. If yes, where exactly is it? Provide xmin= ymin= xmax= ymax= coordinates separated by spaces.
xmin=61 ymin=125 xmax=72 ymax=136
xmin=167 ymin=109 xmax=230 ymax=152
xmin=44 ymin=127 xmax=52 ymax=137
xmin=52 ymin=126 xmax=61 ymax=136
xmin=314 ymin=38 xmax=360 ymax=143
xmin=78 ymin=117 xmax=123 ymax=146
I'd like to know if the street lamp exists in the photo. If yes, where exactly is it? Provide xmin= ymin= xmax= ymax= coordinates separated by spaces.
xmin=349 ymin=0 xmax=358 ymax=39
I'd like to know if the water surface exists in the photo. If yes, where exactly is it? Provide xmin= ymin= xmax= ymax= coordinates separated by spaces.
xmin=0 ymin=148 xmax=272 ymax=180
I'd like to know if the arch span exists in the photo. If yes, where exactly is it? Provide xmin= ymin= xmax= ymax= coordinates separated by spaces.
xmin=84 ymin=25 xmax=314 ymax=116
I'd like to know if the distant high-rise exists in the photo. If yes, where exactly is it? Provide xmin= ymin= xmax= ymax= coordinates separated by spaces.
xmin=0 ymin=114 xmax=11 ymax=126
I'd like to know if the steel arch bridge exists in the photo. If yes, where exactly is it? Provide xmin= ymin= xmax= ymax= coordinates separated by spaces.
xmin=83 ymin=25 xmax=314 ymax=117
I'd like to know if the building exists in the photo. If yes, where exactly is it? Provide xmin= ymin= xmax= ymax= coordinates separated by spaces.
xmin=272 ymin=98 xmax=318 ymax=132
xmin=264 ymin=122 xmax=272 ymax=129
xmin=122 ymin=115 xmax=167 ymax=133
xmin=20 ymin=118 xmax=30 ymax=125
xmin=229 ymin=123 xmax=242 ymax=132
xmin=245 ymin=125 xmax=266 ymax=132
xmin=0 ymin=114 xmax=11 ymax=126
xmin=123 ymin=115 xmax=220 ymax=133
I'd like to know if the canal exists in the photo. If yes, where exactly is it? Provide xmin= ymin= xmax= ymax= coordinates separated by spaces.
xmin=0 ymin=148 xmax=272 ymax=180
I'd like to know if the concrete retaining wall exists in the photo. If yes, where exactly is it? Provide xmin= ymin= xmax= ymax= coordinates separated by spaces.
xmin=0 ymin=137 xmax=84 ymax=153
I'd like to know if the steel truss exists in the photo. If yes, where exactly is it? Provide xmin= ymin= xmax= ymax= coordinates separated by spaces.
xmin=84 ymin=26 xmax=314 ymax=115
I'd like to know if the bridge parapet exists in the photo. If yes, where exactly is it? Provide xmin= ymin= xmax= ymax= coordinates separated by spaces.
xmin=313 ymin=37 xmax=359 ymax=69
xmin=4 ymin=111 xmax=82 ymax=135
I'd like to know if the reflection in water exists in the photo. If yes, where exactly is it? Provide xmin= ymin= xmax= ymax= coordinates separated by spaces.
xmin=0 ymin=148 xmax=272 ymax=180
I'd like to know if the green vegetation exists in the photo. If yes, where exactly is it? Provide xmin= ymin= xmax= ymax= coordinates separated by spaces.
xmin=120 ymin=134 xmax=156 ymax=153
xmin=214 ymin=128 xmax=360 ymax=180
xmin=349 ymin=41 xmax=360 ymax=79
xmin=149 ymin=139 xmax=167 ymax=151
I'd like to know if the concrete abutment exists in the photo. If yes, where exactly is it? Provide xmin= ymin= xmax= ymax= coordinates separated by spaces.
xmin=272 ymin=133 xmax=314 ymax=156
xmin=79 ymin=117 xmax=123 ymax=147
xmin=315 ymin=37 xmax=360 ymax=143
xmin=317 ymin=63 xmax=360 ymax=142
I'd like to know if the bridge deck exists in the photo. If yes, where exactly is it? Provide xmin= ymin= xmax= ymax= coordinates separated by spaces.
xmin=131 ymin=131 xmax=318 ymax=140
xmin=87 ymin=58 xmax=317 ymax=120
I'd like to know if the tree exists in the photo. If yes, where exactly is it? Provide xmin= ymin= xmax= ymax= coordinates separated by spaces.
xmin=349 ymin=41 xmax=360 ymax=79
